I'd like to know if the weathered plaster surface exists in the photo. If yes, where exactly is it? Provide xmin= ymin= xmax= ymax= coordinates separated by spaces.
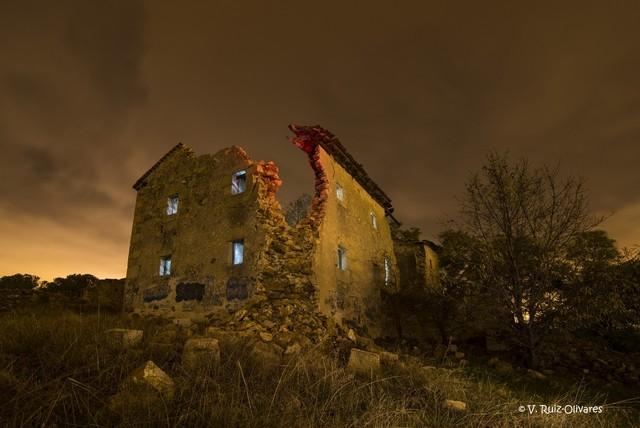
xmin=125 ymin=125 xmax=434 ymax=341
xmin=125 ymin=145 xmax=273 ymax=317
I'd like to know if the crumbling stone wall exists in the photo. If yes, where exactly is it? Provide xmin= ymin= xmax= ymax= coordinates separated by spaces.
xmin=289 ymin=125 xmax=400 ymax=338
xmin=125 ymin=124 xmax=413 ymax=341
xmin=393 ymin=238 xmax=440 ymax=293
xmin=125 ymin=145 xmax=274 ymax=318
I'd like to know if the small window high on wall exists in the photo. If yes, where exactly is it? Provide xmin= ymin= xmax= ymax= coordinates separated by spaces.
xmin=159 ymin=256 xmax=172 ymax=276
xmin=337 ymin=246 xmax=347 ymax=271
xmin=166 ymin=195 xmax=179 ymax=215
xmin=231 ymin=170 xmax=247 ymax=194
xmin=384 ymin=257 xmax=391 ymax=286
xmin=370 ymin=212 xmax=378 ymax=230
xmin=336 ymin=183 xmax=344 ymax=202
xmin=232 ymin=240 xmax=244 ymax=265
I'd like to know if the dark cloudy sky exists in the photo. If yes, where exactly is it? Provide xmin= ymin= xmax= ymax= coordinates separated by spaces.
xmin=1 ymin=1 xmax=639 ymax=280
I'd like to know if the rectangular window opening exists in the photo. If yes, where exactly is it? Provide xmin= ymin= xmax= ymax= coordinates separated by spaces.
xmin=232 ymin=240 xmax=245 ymax=265
xmin=159 ymin=256 xmax=172 ymax=277
xmin=231 ymin=170 xmax=247 ymax=195
xmin=370 ymin=212 xmax=378 ymax=230
xmin=337 ymin=246 xmax=347 ymax=271
xmin=336 ymin=183 xmax=344 ymax=202
xmin=384 ymin=257 xmax=391 ymax=286
xmin=166 ymin=195 xmax=179 ymax=215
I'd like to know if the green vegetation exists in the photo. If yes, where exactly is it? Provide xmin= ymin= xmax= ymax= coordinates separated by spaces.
xmin=436 ymin=152 xmax=640 ymax=368
xmin=0 ymin=309 xmax=637 ymax=427
xmin=0 ymin=274 xmax=40 ymax=290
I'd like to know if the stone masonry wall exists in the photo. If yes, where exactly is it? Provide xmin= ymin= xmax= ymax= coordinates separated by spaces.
xmin=289 ymin=125 xmax=400 ymax=338
xmin=125 ymin=145 xmax=270 ymax=318
xmin=126 ymin=125 xmax=405 ymax=343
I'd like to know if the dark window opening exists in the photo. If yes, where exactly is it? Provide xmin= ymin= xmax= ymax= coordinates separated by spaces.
xmin=175 ymin=282 xmax=205 ymax=302
xmin=227 ymin=277 xmax=248 ymax=300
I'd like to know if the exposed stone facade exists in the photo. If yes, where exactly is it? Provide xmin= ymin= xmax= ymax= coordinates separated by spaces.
xmin=124 ymin=124 xmax=438 ymax=339
xmin=393 ymin=237 xmax=441 ymax=293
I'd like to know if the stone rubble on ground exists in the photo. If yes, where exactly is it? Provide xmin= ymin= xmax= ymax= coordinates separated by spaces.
xmin=105 ymin=328 xmax=143 ymax=348
xmin=347 ymin=348 xmax=381 ymax=374
xmin=182 ymin=337 xmax=221 ymax=371
xmin=109 ymin=360 xmax=175 ymax=413
xmin=379 ymin=351 xmax=399 ymax=365
xmin=442 ymin=399 xmax=467 ymax=412
xmin=128 ymin=361 xmax=175 ymax=399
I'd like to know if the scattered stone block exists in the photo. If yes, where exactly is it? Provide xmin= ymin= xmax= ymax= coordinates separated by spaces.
xmin=259 ymin=332 xmax=273 ymax=342
xmin=106 ymin=328 xmax=143 ymax=348
xmin=109 ymin=361 xmax=175 ymax=413
xmin=380 ymin=351 xmax=399 ymax=365
xmin=454 ymin=351 xmax=465 ymax=359
xmin=182 ymin=337 xmax=220 ymax=371
xmin=443 ymin=399 xmax=467 ymax=412
xmin=347 ymin=329 xmax=357 ymax=342
xmin=127 ymin=360 xmax=175 ymax=399
xmin=347 ymin=348 xmax=380 ymax=374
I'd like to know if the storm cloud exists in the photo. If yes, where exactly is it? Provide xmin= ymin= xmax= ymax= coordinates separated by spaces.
xmin=0 ymin=0 xmax=639 ymax=279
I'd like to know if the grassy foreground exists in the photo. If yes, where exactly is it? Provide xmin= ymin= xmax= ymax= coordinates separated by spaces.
xmin=0 ymin=310 xmax=637 ymax=427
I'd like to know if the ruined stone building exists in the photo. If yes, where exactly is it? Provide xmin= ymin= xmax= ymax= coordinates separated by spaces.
xmin=125 ymin=125 xmax=438 ymax=338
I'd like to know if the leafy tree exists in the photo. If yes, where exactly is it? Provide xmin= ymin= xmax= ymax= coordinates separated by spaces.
xmin=45 ymin=274 xmax=98 ymax=297
xmin=0 ymin=274 xmax=40 ymax=290
xmin=444 ymin=152 xmax=601 ymax=367
xmin=562 ymin=234 xmax=640 ymax=337
xmin=438 ymin=230 xmax=512 ymax=339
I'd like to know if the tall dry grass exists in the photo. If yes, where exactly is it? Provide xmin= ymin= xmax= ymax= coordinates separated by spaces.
xmin=0 ymin=309 xmax=637 ymax=427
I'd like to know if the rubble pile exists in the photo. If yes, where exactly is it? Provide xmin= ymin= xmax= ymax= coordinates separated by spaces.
xmin=198 ymin=155 xmax=334 ymax=349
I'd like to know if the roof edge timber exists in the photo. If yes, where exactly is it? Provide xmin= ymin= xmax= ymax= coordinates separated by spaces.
xmin=289 ymin=124 xmax=394 ymax=214
xmin=132 ymin=142 xmax=189 ymax=190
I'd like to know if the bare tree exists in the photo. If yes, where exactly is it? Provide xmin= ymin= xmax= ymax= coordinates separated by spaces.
xmin=452 ymin=152 xmax=601 ymax=366
xmin=284 ymin=193 xmax=312 ymax=226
